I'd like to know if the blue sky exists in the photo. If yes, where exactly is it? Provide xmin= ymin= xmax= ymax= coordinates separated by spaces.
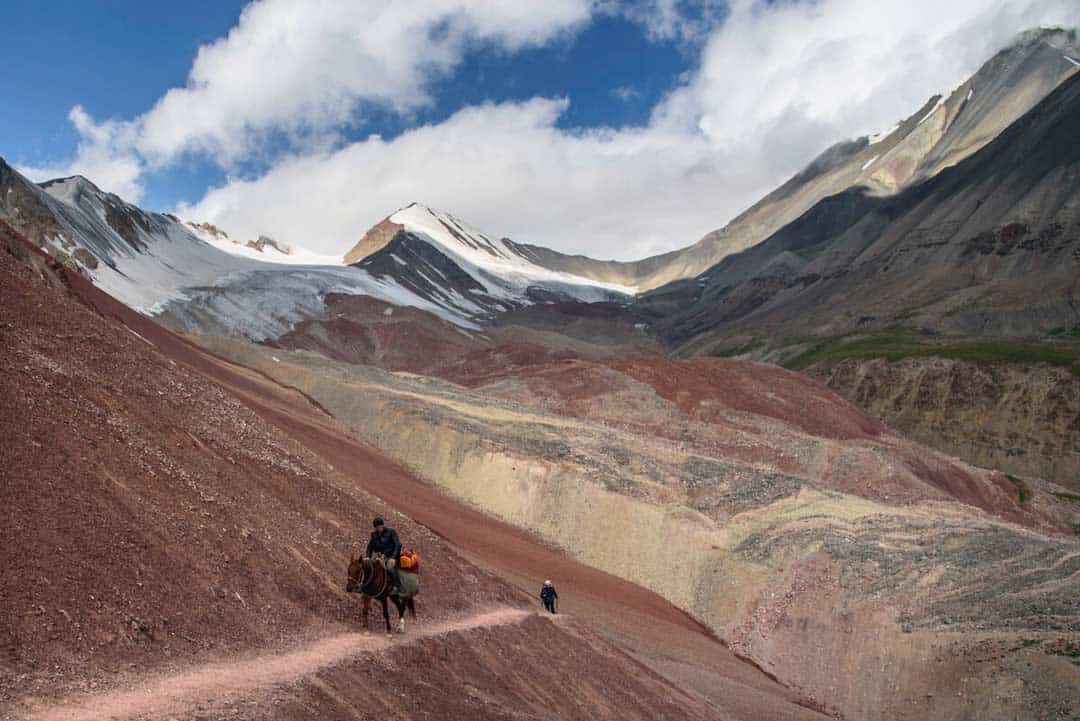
xmin=4 ymin=1 xmax=1077 ymax=259
xmin=3 ymin=2 xmax=695 ymax=213
xmin=3 ymin=0 xmax=246 ymax=207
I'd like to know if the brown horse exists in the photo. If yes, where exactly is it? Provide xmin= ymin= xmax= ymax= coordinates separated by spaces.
xmin=345 ymin=553 xmax=416 ymax=636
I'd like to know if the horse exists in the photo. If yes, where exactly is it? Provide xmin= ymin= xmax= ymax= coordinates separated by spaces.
xmin=345 ymin=553 xmax=416 ymax=636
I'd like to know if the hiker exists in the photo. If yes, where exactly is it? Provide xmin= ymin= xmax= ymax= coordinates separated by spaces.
xmin=366 ymin=516 xmax=402 ymax=594
xmin=539 ymin=579 xmax=558 ymax=614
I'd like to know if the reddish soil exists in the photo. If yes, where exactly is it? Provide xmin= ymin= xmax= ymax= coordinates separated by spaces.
xmin=241 ymin=272 xmax=1066 ymax=539
xmin=0 ymin=225 xmax=505 ymax=702
xmin=440 ymin=343 xmax=580 ymax=385
xmin=435 ymin=350 xmax=1061 ymax=531
xmin=0 ymin=223 xmax=826 ymax=719
xmin=605 ymin=357 xmax=1046 ymax=523
xmin=607 ymin=356 xmax=885 ymax=441
xmin=270 ymin=294 xmax=491 ymax=376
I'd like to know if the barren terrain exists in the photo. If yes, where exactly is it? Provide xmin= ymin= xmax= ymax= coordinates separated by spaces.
xmin=196 ymin=333 xmax=1080 ymax=721
xmin=811 ymin=356 xmax=1080 ymax=491
xmin=1 ymin=223 xmax=828 ymax=720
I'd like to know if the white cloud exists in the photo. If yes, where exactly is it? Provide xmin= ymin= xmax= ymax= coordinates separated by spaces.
xmin=183 ymin=0 xmax=1080 ymax=260
xmin=18 ymin=106 xmax=144 ymax=203
xmin=181 ymin=98 xmax=725 ymax=259
xmin=25 ymin=0 xmax=1080 ymax=258
xmin=607 ymin=0 xmax=727 ymax=44
xmin=655 ymin=0 xmax=1080 ymax=181
xmin=135 ymin=0 xmax=592 ymax=166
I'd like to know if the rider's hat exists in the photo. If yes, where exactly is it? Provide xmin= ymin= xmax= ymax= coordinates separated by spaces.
xmin=373 ymin=516 xmax=385 ymax=527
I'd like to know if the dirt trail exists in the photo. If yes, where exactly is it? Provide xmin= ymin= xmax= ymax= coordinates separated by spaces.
xmin=70 ymin=283 xmax=829 ymax=720
xmin=18 ymin=608 xmax=531 ymax=721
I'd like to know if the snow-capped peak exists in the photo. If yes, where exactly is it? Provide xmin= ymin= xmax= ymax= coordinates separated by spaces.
xmin=388 ymin=203 xmax=638 ymax=295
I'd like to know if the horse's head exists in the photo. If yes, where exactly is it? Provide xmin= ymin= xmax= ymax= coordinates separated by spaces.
xmin=346 ymin=554 xmax=364 ymax=593
xmin=346 ymin=555 xmax=377 ymax=593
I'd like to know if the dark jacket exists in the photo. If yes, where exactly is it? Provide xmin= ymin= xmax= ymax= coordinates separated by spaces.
xmin=540 ymin=585 xmax=558 ymax=602
xmin=366 ymin=527 xmax=402 ymax=560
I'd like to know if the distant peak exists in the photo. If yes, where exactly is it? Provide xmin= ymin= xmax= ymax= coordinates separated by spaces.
xmin=994 ymin=26 xmax=1079 ymax=62
xmin=187 ymin=220 xmax=229 ymax=241
xmin=344 ymin=214 xmax=406 ymax=265
xmin=1014 ymin=25 xmax=1077 ymax=47
xmin=40 ymin=174 xmax=103 ymax=196
xmin=246 ymin=235 xmax=291 ymax=255
xmin=397 ymin=201 xmax=442 ymax=217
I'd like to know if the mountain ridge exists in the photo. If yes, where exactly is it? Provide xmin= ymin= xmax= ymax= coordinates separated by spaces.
xmin=653 ymin=63 xmax=1080 ymax=354
xmin=504 ymin=26 xmax=1080 ymax=291
xmin=0 ymin=164 xmax=631 ymax=337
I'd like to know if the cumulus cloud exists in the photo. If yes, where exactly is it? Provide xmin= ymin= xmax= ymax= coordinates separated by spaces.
xmin=606 ymin=0 xmax=727 ymax=44
xmin=18 ymin=106 xmax=144 ymax=203
xmin=30 ymin=0 xmax=1080 ymax=258
xmin=654 ymin=0 xmax=1080 ymax=182
xmin=135 ymin=0 xmax=592 ymax=166
xmin=185 ymin=0 xmax=1080 ymax=259
xmin=181 ymin=98 xmax=724 ymax=260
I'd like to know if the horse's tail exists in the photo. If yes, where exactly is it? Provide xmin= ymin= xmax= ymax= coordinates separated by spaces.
xmin=407 ymin=597 xmax=416 ymax=617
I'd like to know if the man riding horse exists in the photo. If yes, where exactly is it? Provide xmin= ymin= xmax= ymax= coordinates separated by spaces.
xmin=366 ymin=516 xmax=402 ymax=595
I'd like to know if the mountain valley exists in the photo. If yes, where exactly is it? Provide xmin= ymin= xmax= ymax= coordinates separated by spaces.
xmin=3 ymin=25 xmax=1080 ymax=721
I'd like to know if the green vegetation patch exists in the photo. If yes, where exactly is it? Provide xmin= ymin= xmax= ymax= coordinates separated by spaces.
xmin=1006 ymin=474 xmax=1033 ymax=505
xmin=781 ymin=329 xmax=1080 ymax=376
xmin=711 ymin=338 xmax=766 ymax=358
xmin=1047 ymin=325 xmax=1080 ymax=339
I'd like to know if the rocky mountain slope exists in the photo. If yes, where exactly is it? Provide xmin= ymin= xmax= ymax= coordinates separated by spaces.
xmin=0 ymin=221 xmax=755 ymax=720
xmin=2 ymin=34 xmax=1074 ymax=346
xmin=196 ymin=332 xmax=1080 ymax=721
xmin=342 ymin=203 xmax=632 ymax=315
xmin=809 ymin=356 xmax=1080 ymax=490
xmin=0 ymin=162 xmax=629 ymax=339
xmin=651 ymin=52 xmax=1080 ymax=355
xmin=517 ymin=28 xmax=1080 ymax=291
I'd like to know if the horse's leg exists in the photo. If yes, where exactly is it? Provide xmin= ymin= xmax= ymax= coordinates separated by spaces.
xmin=407 ymin=597 xmax=416 ymax=618
xmin=381 ymin=597 xmax=392 ymax=637
xmin=394 ymin=597 xmax=406 ymax=633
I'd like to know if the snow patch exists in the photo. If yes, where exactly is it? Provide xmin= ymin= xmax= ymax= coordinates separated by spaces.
xmin=185 ymin=222 xmax=342 ymax=266
xmin=861 ymin=154 xmax=880 ymax=171
xmin=1065 ymin=55 xmax=1080 ymax=67
xmin=867 ymin=122 xmax=900 ymax=145
xmin=30 ymin=178 xmax=629 ymax=339
xmin=389 ymin=204 xmax=638 ymax=298
xmin=917 ymin=96 xmax=946 ymax=126
xmin=383 ymin=307 xmax=394 ymax=316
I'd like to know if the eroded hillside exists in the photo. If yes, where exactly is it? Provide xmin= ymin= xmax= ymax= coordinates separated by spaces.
xmin=810 ymin=356 xmax=1080 ymax=492
xmin=195 ymin=334 xmax=1080 ymax=721
xmin=0 ymin=224 xmax=731 ymax=721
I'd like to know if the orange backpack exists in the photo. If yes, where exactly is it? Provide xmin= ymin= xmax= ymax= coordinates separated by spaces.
xmin=399 ymin=549 xmax=420 ymax=571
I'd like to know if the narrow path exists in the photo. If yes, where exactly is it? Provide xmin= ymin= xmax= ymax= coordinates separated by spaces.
xmin=20 ymin=608 xmax=531 ymax=721
xmin=88 ymin=303 xmax=829 ymax=721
